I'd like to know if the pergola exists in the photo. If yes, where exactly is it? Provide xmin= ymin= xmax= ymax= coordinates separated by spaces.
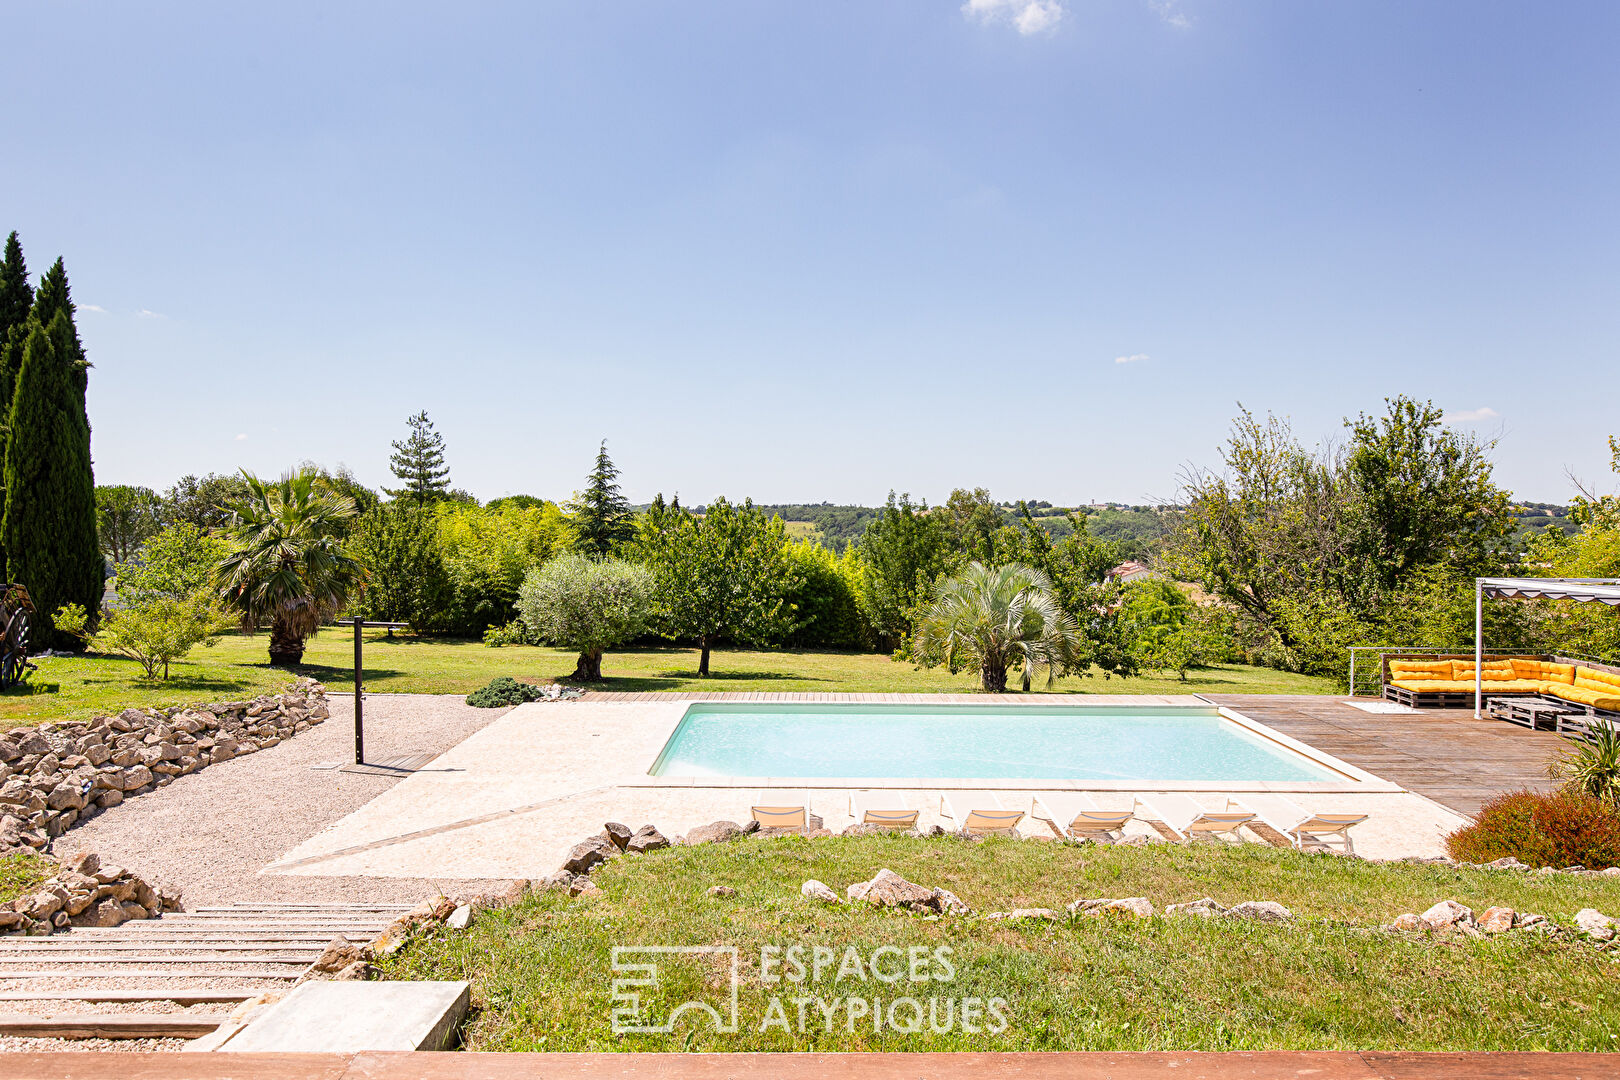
xmin=1473 ymin=577 xmax=1620 ymax=717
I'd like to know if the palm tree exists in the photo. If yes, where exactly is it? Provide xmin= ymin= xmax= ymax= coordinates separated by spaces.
xmin=216 ymin=469 xmax=362 ymax=666
xmin=913 ymin=561 xmax=1081 ymax=692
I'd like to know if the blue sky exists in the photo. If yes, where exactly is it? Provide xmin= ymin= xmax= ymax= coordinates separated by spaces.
xmin=8 ymin=1 xmax=1618 ymax=506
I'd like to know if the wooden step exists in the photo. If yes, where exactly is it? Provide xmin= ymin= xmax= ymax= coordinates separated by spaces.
xmin=0 ymin=969 xmax=300 ymax=979
xmin=0 ymin=989 xmax=258 ymax=1003
xmin=0 ymin=959 xmax=313 ymax=968
xmin=0 ymin=1012 xmax=228 ymax=1038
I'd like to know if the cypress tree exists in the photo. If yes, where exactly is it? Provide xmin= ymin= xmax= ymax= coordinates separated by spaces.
xmin=3 ymin=299 xmax=100 ymax=647
xmin=0 ymin=232 xmax=34 ymax=571
xmin=566 ymin=440 xmax=634 ymax=556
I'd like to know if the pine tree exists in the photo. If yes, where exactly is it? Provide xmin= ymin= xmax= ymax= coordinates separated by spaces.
xmin=566 ymin=440 xmax=634 ymax=556
xmin=385 ymin=411 xmax=451 ymax=507
xmin=3 ymin=309 xmax=101 ymax=647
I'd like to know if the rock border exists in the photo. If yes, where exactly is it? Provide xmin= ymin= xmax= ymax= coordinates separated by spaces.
xmin=0 ymin=678 xmax=328 ymax=853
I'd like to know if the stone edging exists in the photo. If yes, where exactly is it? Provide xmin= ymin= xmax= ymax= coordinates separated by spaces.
xmin=5 ymin=850 xmax=181 ymax=936
xmin=0 ymin=678 xmax=329 ymax=852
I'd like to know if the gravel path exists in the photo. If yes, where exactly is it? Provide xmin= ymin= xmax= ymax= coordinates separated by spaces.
xmin=50 ymin=693 xmax=515 ymax=906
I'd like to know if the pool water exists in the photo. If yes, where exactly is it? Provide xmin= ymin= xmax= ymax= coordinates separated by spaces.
xmin=649 ymin=703 xmax=1339 ymax=782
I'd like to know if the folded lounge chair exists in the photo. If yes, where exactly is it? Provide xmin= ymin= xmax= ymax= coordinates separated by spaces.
xmin=1135 ymin=794 xmax=1254 ymax=842
xmin=1031 ymin=792 xmax=1134 ymax=841
xmin=751 ymin=792 xmax=809 ymax=829
xmin=1228 ymin=794 xmax=1367 ymax=854
xmin=939 ymin=793 xmax=1025 ymax=835
xmin=848 ymin=791 xmax=919 ymax=830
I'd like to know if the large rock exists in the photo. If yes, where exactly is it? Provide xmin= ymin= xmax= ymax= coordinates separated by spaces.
xmin=45 ymin=780 xmax=88 ymax=812
xmin=602 ymin=822 xmax=632 ymax=850
xmin=847 ymin=869 xmax=936 ymax=910
xmin=626 ymin=825 xmax=670 ymax=854
xmin=1477 ymin=906 xmax=1516 ymax=934
xmin=1166 ymin=897 xmax=1227 ymax=918
xmin=1419 ymin=900 xmax=1473 ymax=930
xmin=686 ymin=821 xmax=744 ymax=846
xmin=562 ymin=834 xmax=618 ymax=875
xmin=932 ymin=888 xmax=971 ymax=916
xmin=801 ymin=879 xmax=841 ymax=904
xmin=1225 ymin=901 xmax=1292 ymax=922
xmin=1069 ymin=896 xmax=1155 ymax=918
xmin=1575 ymin=909 xmax=1616 ymax=940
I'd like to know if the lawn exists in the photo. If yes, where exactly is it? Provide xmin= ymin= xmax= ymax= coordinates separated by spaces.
xmin=3 ymin=630 xmax=1335 ymax=729
xmin=379 ymin=836 xmax=1620 ymax=1052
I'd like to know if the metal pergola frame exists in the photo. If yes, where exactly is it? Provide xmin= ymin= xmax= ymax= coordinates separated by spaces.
xmin=1473 ymin=577 xmax=1620 ymax=717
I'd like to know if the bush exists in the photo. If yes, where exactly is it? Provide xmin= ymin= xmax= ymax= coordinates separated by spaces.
xmin=466 ymin=675 xmax=548 ymax=708
xmin=482 ymin=620 xmax=538 ymax=647
xmin=1445 ymin=789 xmax=1620 ymax=870
xmin=89 ymin=594 xmax=227 ymax=680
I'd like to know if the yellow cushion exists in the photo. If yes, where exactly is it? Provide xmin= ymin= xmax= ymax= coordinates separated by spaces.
xmin=1540 ymin=662 xmax=1576 ymax=684
xmin=1389 ymin=660 xmax=1453 ymax=680
xmin=1452 ymin=659 xmax=1515 ymax=681
xmin=1575 ymin=667 xmax=1620 ymax=691
xmin=1548 ymin=684 xmax=1620 ymax=711
xmin=1510 ymin=659 xmax=1543 ymax=680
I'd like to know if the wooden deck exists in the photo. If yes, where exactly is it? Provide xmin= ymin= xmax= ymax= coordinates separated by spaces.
xmin=1206 ymin=695 xmax=1566 ymax=818
xmin=0 ymin=1051 xmax=1611 ymax=1079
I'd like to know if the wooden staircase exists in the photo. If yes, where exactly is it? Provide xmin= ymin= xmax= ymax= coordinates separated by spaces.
xmin=0 ymin=902 xmax=413 ymax=1041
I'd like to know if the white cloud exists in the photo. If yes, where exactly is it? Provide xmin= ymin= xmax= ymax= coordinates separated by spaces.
xmin=1114 ymin=353 xmax=1150 ymax=365
xmin=81 ymin=304 xmax=107 ymax=314
xmin=234 ymin=433 xmax=248 ymax=441
xmin=1149 ymin=1 xmax=1191 ymax=29
xmin=1443 ymin=406 xmax=1500 ymax=424
xmin=963 ymin=0 xmax=1064 ymax=36
xmin=136 ymin=308 xmax=165 ymax=319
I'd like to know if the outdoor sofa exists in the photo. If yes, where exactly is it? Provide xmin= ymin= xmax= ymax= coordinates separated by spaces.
xmin=1382 ymin=655 xmax=1620 ymax=714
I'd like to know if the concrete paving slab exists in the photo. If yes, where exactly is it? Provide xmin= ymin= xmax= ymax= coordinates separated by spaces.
xmin=220 ymin=981 xmax=469 ymax=1053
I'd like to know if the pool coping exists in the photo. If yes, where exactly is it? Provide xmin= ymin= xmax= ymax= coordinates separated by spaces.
xmin=621 ymin=697 xmax=1404 ymax=795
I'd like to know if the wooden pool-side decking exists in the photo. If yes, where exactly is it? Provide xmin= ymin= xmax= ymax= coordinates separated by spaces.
xmin=1202 ymin=695 xmax=1563 ymax=818
xmin=579 ymin=690 xmax=1565 ymax=818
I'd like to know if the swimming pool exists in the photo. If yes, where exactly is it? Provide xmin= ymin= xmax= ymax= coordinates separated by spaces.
xmin=648 ymin=703 xmax=1343 ymax=782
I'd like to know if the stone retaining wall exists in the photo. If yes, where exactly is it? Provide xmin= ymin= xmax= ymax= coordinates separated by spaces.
xmin=6 ymin=850 xmax=181 ymax=936
xmin=0 ymin=678 xmax=328 ymax=853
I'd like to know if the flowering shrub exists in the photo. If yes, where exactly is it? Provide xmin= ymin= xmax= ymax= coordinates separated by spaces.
xmin=1446 ymin=789 xmax=1620 ymax=870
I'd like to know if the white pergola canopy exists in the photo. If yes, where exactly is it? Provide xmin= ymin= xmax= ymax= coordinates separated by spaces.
xmin=1479 ymin=577 xmax=1620 ymax=605
xmin=1473 ymin=577 xmax=1620 ymax=716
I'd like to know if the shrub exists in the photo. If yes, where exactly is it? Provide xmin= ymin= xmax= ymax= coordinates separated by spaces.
xmin=1445 ymin=789 xmax=1620 ymax=870
xmin=466 ymin=675 xmax=548 ymax=708
xmin=1548 ymin=725 xmax=1620 ymax=810
xmin=516 ymin=554 xmax=653 ymax=681
xmin=89 ymin=594 xmax=227 ymax=680
xmin=482 ymin=620 xmax=537 ymax=647
xmin=117 ymin=522 xmax=231 ymax=602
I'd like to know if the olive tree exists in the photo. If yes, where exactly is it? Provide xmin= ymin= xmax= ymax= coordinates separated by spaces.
xmin=516 ymin=553 xmax=653 ymax=681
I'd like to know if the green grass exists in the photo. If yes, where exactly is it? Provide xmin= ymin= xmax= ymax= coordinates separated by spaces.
xmin=0 ymin=851 xmax=50 ymax=905
xmin=2 ymin=631 xmax=1333 ymax=728
xmin=379 ymin=836 xmax=1620 ymax=1052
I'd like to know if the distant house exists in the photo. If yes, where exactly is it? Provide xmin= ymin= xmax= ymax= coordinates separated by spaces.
xmin=1105 ymin=560 xmax=1155 ymax=585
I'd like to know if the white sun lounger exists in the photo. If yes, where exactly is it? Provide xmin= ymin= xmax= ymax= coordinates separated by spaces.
xmin=751 ymin=791 xmax=809 ymax=829
xmin=848 ymin=791 xmax=919 ymax=830
xmin=939 ymin=793 xmax=1025 ymax=835
xmin=1032 ymin=792 xmax=1135 ymax=840
xmin=1135 ymin=794 xmax=1255 ymax=842
xmin=1229 ymin=794 xmax=1368 ymax=854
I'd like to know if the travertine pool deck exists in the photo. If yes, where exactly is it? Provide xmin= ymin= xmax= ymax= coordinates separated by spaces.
xmin=264 ymin=695 xmax=1471 ymax=880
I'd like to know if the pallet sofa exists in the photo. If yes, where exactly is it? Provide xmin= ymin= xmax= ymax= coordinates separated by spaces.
xmin=1382 ymin=654 xmax=1620 ymax=714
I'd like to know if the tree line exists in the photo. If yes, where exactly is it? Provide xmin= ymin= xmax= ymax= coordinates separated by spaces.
xmin=74 ymin=395 xmax=1620 ymax=690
